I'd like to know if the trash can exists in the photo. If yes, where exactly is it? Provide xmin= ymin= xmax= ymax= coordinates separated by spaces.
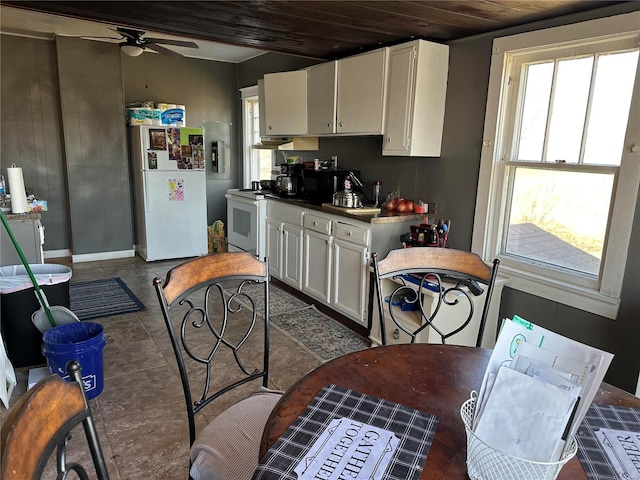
xmin=42 ymin=322 xmax=107 ymax=400
xmin=0 ymin=264 xmax=72 ymax=367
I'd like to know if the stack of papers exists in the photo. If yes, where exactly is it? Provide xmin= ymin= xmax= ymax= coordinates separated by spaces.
xmin=472 ymin=315 xmax=614 ymax=463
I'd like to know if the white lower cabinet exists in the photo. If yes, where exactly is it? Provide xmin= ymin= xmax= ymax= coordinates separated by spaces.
xmin=266 ymin=202 xmax=305 ymax=290
xmin=268 ymin=199 xmax=420 ymax=330
xmin=1 ymin=216 xmax=44 ymax=266
xmin=282 ymin=223 xmax=304 ymax=290
xmin=332 ymin=237 xmax=369 ymax=325
xmin=303 ymin=212 xmax=333 ymax=304
xmin=303 ymin=228 xmax=332 ymax=304
xmin=266 ymin=218 xmax=283 ymax=279
xmin=302 ymin=211 xmax=371 ymax=327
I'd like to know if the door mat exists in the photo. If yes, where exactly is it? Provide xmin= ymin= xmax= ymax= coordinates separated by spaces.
xmin=70 ymin=278 xmax=145 ymax=321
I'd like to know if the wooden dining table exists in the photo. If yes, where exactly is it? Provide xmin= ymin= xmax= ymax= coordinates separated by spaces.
xmin=260 ymin=343 xmax=640 ymax=479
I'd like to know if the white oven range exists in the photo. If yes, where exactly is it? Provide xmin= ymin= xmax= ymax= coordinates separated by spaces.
xmin=225 ymin=189 xmax=267 ymax=259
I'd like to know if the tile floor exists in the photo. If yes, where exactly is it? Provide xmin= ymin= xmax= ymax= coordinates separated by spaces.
xmin=1 ymin=255 xmax=325 ymax=479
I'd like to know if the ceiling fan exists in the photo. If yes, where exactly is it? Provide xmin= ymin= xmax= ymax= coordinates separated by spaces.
xmin=95 ymin=27 xmax=199 ymax=59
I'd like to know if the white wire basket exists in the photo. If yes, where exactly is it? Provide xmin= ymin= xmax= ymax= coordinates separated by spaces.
xmin=460 ymin=393 xmax=578 ymax=480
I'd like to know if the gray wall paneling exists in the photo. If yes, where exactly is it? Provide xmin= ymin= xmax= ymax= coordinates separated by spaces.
xmin=122 ymin=53 xmax=239 ymax=226
xmin=55 ymin=37 xmax=133 ymax=256
xmin=0 ymin=35 xmax=69 ymax=251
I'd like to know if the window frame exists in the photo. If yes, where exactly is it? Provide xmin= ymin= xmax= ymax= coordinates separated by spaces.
xmin=472 ymin=11 xmax=640 ymax=319
xmin=240 ymin=85 xmax=275 ymax=189
xmin=240 ymin=85 xmax=258 ymax=189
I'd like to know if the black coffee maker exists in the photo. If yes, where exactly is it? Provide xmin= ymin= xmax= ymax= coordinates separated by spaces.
xmin=275 ymin=164 xmax=303 ymax=196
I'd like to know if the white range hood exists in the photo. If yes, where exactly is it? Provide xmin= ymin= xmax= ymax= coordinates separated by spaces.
xmin=252 ymin=137 xmax=319 ymax=150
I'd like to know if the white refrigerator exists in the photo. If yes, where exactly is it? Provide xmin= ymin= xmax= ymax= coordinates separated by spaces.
xmin=129 ymin=125 xmax=208 ymax=261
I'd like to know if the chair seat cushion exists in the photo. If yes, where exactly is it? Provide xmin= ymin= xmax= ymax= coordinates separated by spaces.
xmin=189 ymin=391 xmax=281 ymax=480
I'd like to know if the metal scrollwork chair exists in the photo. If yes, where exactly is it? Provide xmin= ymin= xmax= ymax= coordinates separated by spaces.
xmin=153 ymin=252 xmax=281 ymax=480
xmin=372 ymin=248 xmax=500 ymax=347
xmin=1 ymin=360 xmax=110 ymax=480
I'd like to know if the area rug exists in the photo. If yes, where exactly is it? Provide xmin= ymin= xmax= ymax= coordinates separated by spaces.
xmin=70 ymin=278 xmax=145 ymax=321
xmin=222 ymin=280 xmax=309 ymax=317
xmin=271 ymin=305 xmax=370 ymax=361
xmin=224 ymin=281 xmax=370 ymax=361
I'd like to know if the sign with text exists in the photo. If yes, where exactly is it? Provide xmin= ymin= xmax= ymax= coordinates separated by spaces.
xmin=596 ymin=428 xmax=640 ymax=480
xmin=294 ymin=417 xmax=399 ymax=480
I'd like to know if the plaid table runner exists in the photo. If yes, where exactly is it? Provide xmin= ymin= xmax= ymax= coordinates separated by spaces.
xmin=576 ymin=403 xmax=640 ymax=480
xmin=252 ymin=383 xmax=439 ymax=480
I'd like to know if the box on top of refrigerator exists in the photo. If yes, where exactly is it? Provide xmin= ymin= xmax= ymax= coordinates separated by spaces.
xmin=160 ymin=107 xmax=186 ymax=127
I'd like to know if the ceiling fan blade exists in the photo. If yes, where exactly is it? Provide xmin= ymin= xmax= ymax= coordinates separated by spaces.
xmin=78 ymin=36 xmax=122 ymax=40
xmin=145 ymin=38 xmax=199 ymax=49
xmin=115 ymin=27 xmax=144 ymax=40
xmin=145 ymin=42 xmax=184 ymax=60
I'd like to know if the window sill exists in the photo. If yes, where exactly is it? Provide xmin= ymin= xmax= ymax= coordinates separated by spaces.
xmin=498 ymin=264 xmax=620 ymax=320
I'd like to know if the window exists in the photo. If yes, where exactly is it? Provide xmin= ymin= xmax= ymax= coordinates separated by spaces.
xmin=240 ymin=86 xmax=274 ymax=188
xmin=472 ymin=12 xmax=640 ymax=319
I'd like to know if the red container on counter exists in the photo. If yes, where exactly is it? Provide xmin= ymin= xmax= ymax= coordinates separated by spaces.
xmin=414 ymin=201 xmax=427 ymax=213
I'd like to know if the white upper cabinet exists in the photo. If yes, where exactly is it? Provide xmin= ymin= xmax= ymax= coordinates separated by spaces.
xmin=262 ymin=40 xmax=448 ymax=154
xmin=307 ymin=61 xmax=338 ymax=135
xmin=336 ymin=48 xmax=388 ymax=135
xmin=383 ymin=40 xmax=449 ymax=157
xmin=262 ymin=70 xmax=308 ymax=136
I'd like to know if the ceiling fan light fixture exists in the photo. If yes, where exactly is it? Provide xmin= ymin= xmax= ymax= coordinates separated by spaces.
xmin=121 ymin=44 xmax=144 ymax=57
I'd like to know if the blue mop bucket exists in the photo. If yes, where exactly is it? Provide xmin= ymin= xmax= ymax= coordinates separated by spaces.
xmin=42 ymin=322 xmax=107 ymax=400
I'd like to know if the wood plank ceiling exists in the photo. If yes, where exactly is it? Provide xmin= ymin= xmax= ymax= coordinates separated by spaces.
xmin=2 ymin=1 xmax=626 ymax=60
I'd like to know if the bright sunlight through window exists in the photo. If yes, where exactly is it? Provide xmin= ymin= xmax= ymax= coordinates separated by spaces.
xmin=473 ymin=12 xmax=640 ymax=319
xmin=241 ymin=86 xmax=275 ymax=188
xmin=506 ymin=49 xmax=638 ymax=277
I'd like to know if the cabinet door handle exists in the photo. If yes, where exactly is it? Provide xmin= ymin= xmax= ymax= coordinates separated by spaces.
xmin=347 ymin=231 xmax=352 ymax=236
xmin=268 ymin=125 xmax=272 ymax=130
xmin=339 ymin=122 xmax=344 ymax=128
xmin=327 ymin=123 xmax=332 ymax=128
xmin=313 ymin=221 xmax=317 ymax=226
xmin=386 ymin=137 xmax=391 ymax=143
xmin=325 ymin=239 xmax=329 ymax=244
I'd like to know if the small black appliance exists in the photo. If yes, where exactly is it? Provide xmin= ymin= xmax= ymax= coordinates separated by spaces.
xmin=275 ymin=164 xmax=303 ymax=197
xmin=302 ymin=168 xmax=362 ymax=204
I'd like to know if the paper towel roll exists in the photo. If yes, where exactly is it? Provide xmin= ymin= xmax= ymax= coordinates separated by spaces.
xmin=7 ymin=165 xmax=28 ymax=213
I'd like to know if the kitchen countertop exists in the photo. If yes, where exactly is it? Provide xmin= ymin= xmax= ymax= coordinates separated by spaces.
xmin=3 ymin=212 xmax=42 ymax=221
xmin=266 ymin=195 xmax=436 ymax=225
